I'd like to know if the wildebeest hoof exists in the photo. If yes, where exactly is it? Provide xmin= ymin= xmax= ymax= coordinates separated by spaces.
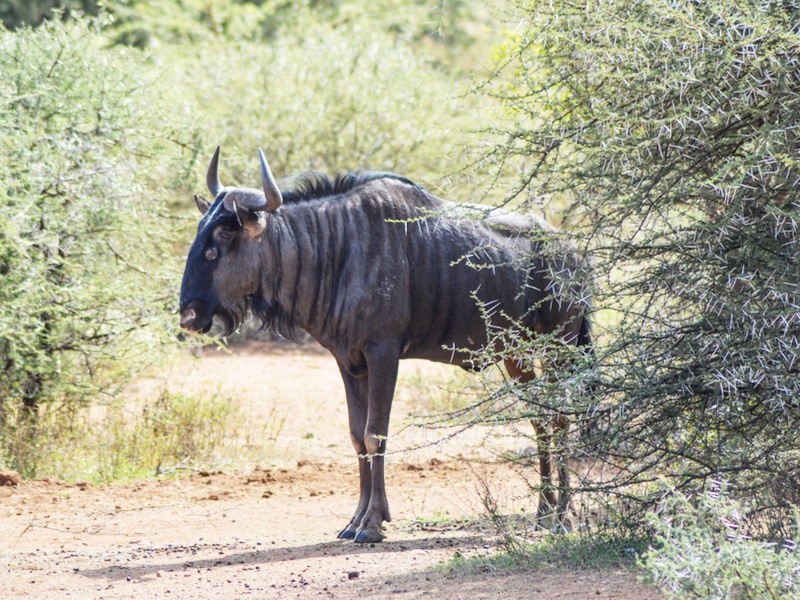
xmin=354 ymin=529 xmax=385 ymax=543
xmin=534 ymin=512 xmax=573 ymax=533
xmin=337 ymin=526 xmax=357 ymax=540
xmin=556 ymin=516 xmax=574 ymax=534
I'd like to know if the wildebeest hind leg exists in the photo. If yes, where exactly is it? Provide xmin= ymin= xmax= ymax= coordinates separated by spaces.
xmin=505 ymin=358 xmax=571 ymax=530
xmin=554 ymin=415 xmax=573 ymax=530
xmin=337 ymin=365 xmax=371 ymax=540
xmin=529 ymin=418 xmax=559 ymax=528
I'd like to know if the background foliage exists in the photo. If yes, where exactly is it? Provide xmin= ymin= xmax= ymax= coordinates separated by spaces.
xmin=0 ymin=1 xmax=490 ymax=478
xmin=1 ymin=5 xmax=799 ymax=588
xmin=485 ymin=0 xmax=800 ymax=538
xmin=0 ymin=16 xmax=190 ymax=476
xmin=0 ymin=0 xmax=100 ymax=29
xmin=640 ymin=480 xmax=800 ymax=599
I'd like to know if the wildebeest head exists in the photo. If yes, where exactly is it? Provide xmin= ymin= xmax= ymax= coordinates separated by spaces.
xmin=179 ymin=147 xmax=282 ymax=335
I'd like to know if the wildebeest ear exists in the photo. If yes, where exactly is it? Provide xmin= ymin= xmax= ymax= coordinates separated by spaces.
xmin=194 ymin=194 xmax=211 ymax=215
xmin=232 ymin=199 xmax=267 ymax=238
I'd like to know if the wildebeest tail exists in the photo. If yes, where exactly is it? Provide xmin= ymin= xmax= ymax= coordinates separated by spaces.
xmin=576 ymin=312 xmax=602 ymax=442
xmin=577 ymin=314 xmax=594 ymax=358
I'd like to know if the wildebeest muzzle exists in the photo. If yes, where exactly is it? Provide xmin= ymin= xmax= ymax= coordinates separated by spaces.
xmin=179 ymin=300 xmax=213 ymax=334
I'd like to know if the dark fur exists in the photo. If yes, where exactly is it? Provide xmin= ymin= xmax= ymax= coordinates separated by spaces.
xmin=180 ymin=165 xmax=592 ymax=541
xmin=281 ymin=171 xmax=420 ymax=205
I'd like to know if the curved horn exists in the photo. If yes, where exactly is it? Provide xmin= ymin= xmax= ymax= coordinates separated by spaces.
xmin=258 ymin=148 xmax=283 ymax=212
xmin=207 ymin=146 xmax=223 ymax=197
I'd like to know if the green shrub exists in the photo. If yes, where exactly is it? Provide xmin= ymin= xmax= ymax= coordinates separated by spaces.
xmin=484 ymin=0 xmax=800 ymax=536
xmin=0 ymin=385 xmax=275 ymax=483
xmin=0 ymin=0 xmax=101 ymax=30
xmin=640 ymin=481 xmax=800 ymax=599
xmin=165 ymin=20 xmax=474 ymax=190
xmin=0 ymin=16 xmax=192 ymax=475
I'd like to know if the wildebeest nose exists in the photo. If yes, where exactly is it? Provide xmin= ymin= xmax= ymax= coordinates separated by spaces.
xmin=179 ymin=308 xmax=197 ymax=331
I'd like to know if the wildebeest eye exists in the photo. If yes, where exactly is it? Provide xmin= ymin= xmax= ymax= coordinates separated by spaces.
xmin=216 ymin=228 xmax=237 ymax=241
xmin=204 ymin=247 xmax=218 ymax=261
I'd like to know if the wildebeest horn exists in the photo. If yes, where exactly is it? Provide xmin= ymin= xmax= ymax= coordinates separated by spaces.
xmin=258 ymin=148 xmax=283 ymax=212
xmin=207 ymin=146 xmax=223 ymax=197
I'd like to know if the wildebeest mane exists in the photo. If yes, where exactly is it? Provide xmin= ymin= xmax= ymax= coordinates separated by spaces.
xmin=280 ymin=171 xmax=421 ymax=204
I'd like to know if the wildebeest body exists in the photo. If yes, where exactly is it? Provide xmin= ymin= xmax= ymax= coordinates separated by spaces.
xmin=251 ymin=180 xmax=570 ymax=371
xmin=180 ymin=150 xmax=590 ymax=542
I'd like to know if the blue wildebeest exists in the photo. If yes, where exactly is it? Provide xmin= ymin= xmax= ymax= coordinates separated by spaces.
xmin=179 ymin=148 xmax=592 ymax=543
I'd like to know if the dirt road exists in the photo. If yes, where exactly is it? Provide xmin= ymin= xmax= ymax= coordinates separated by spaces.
xmin=1 ymin=344 xmax=660 ymax=599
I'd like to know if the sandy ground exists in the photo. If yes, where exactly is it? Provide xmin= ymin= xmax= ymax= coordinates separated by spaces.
xmin=1 ymin=342 xmax=661 ymax=599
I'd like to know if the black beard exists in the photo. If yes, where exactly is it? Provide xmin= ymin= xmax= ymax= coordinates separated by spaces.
xmin=216 ymin=298 xmax=250 ymax=337
xmin=251 ymin=294 xmax=304 ymax=342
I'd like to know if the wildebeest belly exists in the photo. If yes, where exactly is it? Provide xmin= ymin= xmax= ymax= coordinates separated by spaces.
xmin=403 ymin=242 xmax=535 ymax=370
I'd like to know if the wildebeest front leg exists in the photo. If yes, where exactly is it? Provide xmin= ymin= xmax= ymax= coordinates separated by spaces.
xmin=353 ymin=340 xmax=400 ymax=543
xmin=336 ymin=365 xmax=371 ymax=540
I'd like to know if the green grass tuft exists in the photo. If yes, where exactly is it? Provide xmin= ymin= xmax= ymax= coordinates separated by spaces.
xmin=0 ymin=385 xmax=281 ymax=484
xmin=443 ymin=531 xmax=648 ymax=576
